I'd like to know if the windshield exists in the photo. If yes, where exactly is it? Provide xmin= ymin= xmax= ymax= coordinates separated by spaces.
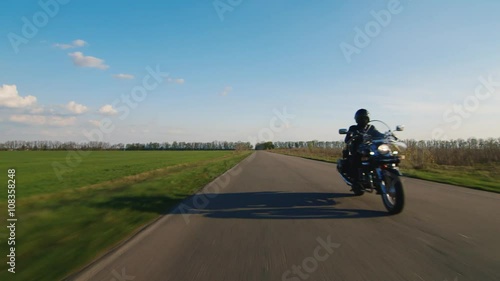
xmin=368 ymin=120 xmax=407 ymax=150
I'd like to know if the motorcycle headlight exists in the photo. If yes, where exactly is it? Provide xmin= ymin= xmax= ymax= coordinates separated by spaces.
xmin=377 ymin=144 xmax=391 ymax=155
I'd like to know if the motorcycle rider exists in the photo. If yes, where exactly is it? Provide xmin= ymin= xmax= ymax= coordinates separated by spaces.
xmin=344 ymin=109 xmax=384 ymax=184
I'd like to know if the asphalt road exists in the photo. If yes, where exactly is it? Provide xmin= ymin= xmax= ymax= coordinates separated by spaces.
xmin=71 ymin=151 xmax=500 ymax=281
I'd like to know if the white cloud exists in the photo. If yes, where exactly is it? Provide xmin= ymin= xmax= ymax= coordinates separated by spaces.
xmin=49 ymin=116 xmax=77 ymax=126
xmin=0 ymin=84 xmax=37 ymax=108
xmin=29 ymin=106 xmax=45 ymax=114
xmin=66 ymin=101 xmax=88 ymax=114
xmin=69 ymin=52 xmax=109 ymax=70
xmin=88 ymin=120 xmax=101 ymax=127
xmin=167 ymin=77 xmax=185 ymax=84
xmin=54 ymin=39 xmax=88 ymax=49
xmin=9 ymin=114 xmax=46 ymax=125
xmin=9 ymin=115 xmax=76 ymax=126
xmin=113 ymin=73 xmax=135 ymax=80
xmin=72 ymin=39 xmax=87 ymax=47
xmin=98 ymin=104 xmax=118 ymax=115
xmin=219 ymin=86 xmax=233 ymax=96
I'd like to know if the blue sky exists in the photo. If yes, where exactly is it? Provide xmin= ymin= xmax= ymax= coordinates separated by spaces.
xmin=1 ymin=0 xmax=500 ymax=145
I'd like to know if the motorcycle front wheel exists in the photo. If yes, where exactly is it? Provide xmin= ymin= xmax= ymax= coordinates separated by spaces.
xmin=381 ymin=172 xmax=404 ymax=214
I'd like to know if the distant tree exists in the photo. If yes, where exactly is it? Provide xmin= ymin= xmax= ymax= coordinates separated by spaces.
xmin=234 ymin=142 xmax=252 ymax=150
xmin=255 ymin=141 xmax=274 ymax=150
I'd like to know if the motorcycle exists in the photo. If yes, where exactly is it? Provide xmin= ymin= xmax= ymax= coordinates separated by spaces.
xmin=337 ymin=120 xmax=407 ymax=214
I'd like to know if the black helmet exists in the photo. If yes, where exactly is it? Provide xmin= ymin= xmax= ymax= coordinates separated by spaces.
xmin=354 ymin=109 xmax=370 ymax=126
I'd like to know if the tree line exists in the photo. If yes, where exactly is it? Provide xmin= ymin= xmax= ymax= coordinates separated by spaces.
xmin=403 ymin=138 xmax=500 ymax=166
xmin=3 ymin=137 xmax=500 ymax=164
xmin=256 ymin=137 xmax=500 ymax=166
xmin=255 ymin=140 xmax=346 ymax=150
xmin=0 ymin=140 xmax=252 ymax=151
xmin=256 ymin=138 xmax=500 ymax=150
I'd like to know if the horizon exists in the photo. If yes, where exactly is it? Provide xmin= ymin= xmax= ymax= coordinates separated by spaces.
xmin=2 ymin=0 xmax=500 ymax=146
xmin=1 ymin=135 xmax=499 ymax=150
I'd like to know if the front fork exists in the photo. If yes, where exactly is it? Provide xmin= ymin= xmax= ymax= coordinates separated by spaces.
xmin=375 ymin=168 xmax=388 ymax=195
xmin=375 ymin=167 xmax=402 ymax=195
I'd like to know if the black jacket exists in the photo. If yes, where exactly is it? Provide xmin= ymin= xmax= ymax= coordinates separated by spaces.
xmin=344 ymin=124 xmax=384 ymax=144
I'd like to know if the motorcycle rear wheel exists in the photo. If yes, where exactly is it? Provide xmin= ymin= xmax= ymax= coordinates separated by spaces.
xmin=351 ymin=182 xmax=365 ymax=196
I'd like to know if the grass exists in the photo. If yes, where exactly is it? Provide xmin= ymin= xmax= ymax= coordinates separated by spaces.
xmin=0 ymin=150 xmax=252 ymax=281
xmin=400 ymin=164 xmax=500 ymax=193
xmin=0 ymin=150 xmax=234 ymax=197
xmin=271 ymin=149 xmax=500 ymax=193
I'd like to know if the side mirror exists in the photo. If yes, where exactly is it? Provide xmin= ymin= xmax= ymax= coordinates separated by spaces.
xmin=396 ymin=125 xmax=405 ymax=131
xmin=339 ymin=128 xmax=348 ymax=135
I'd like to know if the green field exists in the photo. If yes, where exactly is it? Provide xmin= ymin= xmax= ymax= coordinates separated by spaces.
xmin=0 ymin=150 xmax=252 ymax=281
xmin=400 ymin=164 xmax=500 ymax=193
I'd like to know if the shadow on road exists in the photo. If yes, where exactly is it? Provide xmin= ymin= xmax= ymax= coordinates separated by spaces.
xmin=94 ymin=192 xmax=388 ymax=219
xmin=179 ymin=192 xmax=388 ymax=219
